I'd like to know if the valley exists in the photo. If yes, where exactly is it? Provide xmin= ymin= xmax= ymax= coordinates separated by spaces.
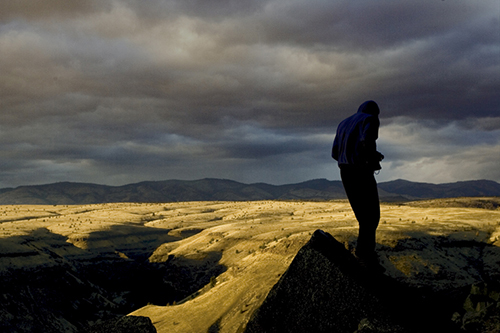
xmin=0 ymin=199 xmax=499 ymax=332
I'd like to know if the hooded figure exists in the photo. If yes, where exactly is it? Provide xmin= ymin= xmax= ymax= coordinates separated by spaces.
xmin=332 ymin=100 xmax=382 ymax=169
xmin=332 ymin=101 xmax=384 ymax=266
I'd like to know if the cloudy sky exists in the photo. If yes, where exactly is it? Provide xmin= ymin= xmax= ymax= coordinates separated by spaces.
xmin=0 ymin=0 xmax=499 ymax=188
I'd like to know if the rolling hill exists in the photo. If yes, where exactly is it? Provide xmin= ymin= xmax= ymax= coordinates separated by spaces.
xmin=0 ymin=178 xmax=498 ymax=205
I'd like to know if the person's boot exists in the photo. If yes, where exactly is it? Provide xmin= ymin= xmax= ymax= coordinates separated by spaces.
xmin=354 ymin=249 xmax=386 ymax=274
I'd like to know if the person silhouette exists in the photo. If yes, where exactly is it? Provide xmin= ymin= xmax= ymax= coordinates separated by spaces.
xmin=332 ymin=100 xmax=384 ymax=263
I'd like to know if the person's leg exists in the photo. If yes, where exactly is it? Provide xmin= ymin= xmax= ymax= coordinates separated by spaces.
xmin=340 ymin=168 xmax=380 ymax=257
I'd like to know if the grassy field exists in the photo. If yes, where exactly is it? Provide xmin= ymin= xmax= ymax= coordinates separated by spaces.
xmin=0 ymin=199 xmax=499 ymax=332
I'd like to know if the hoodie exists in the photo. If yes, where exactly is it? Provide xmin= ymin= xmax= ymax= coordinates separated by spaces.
xmin=332 ymin=101 xmax=381 ymax=169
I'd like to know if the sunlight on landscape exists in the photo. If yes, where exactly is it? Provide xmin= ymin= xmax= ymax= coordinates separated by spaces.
xmin=0 ymin=199 xmax=499 ymax=332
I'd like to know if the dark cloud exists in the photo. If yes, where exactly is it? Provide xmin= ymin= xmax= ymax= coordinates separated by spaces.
xmin=0 ymin=0 xmax=105 ymax=21
xmin=0 ymin=0 xmax=498 ymax=187
xmin=258 ymin=2 xmax=465 ymax=49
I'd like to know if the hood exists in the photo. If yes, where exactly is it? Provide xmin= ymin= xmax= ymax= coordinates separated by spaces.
xmin=357 ymin=100 xmax=380 ymax=115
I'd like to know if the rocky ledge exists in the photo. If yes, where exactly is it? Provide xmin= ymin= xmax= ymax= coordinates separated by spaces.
xmin=245 ymin=230 xmax=500 ymax=333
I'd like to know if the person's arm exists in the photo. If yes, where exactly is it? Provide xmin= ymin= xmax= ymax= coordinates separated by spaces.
xmin=332 ymin=135 xmax=339 ymax=161
xmin=360 ymin=117 xmax=382 ymax=164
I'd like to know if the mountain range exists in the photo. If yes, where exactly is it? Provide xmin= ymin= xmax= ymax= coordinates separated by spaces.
xmin=0 ymin=178 xmax=499 ymax=205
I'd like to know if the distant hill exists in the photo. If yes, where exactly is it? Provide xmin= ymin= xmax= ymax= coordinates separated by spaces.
xmin=0 ymin=178 xmax=498 ymax=205
xmin=378 ymin=179 xmax=500 ymax=200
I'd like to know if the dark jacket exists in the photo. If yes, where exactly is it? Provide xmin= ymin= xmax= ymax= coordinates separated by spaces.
xmin=332 ymin=101 xmax=382 ymax=169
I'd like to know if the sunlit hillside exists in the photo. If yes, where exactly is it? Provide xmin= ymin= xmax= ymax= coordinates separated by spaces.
xmin=0 ymin=199 xmax=499 ymax=332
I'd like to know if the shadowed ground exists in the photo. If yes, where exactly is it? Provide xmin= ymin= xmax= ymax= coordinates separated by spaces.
xmin=0 ymin=200 xmax=498 ymax=332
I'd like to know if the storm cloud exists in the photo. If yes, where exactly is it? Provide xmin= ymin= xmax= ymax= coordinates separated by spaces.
xmin=0 ymin=0 xmax=499 ymax=187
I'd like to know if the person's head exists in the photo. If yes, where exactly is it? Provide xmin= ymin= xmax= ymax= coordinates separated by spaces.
xmin=357 ymin=100 xmax=379 ymax=115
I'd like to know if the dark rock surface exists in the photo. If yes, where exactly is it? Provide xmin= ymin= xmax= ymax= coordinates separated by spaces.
xmin=88 ymin=315 xmax=157 ymax=333
xmin=245 ymin=230 xmax=458 ymax=333
xmin=452 ymin=282 xmax=500 ymax=332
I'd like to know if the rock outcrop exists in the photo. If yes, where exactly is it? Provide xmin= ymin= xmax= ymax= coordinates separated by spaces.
xmin=245 ymin=230 xmax=458 ymax=333
xmin=452 ymin=282 xmax=500 ymax=332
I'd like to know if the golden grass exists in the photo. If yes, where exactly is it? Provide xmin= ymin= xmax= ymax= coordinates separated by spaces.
xmin=0 ymin=199 xmax=499 ymax=332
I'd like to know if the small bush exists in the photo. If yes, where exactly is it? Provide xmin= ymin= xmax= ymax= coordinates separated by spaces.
xmin=210 ymin=276 xmax=217 ymax=288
